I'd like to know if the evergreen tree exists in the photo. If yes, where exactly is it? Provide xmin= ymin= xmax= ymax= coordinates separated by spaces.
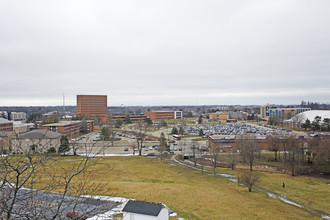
xmin=80 ymin=120 xmax=88 ymax=134
xmin=101 ymin=127 xmax=110 ymax=141
xmin=198 ymin=115 xmax=202 ymax=124
xmin=171 ymin=126 xmax=178 ymax=135
xmin=322 ymin=118 xmax=330 ymax=131
xmin=144 ymin=117 xmax=153 ymax=125
xmin=311 ymin=116 xmax=321 ymax=131
xmin=159 ymin=132 xmax=168 ymax=162
xmin=125 ymin=115 xmax=132 ymax=124
xmin=115 ymin=120 xmax=123 ymax=128
xmin=161 ymin=121 xmax=167 ymax=127
xmin=199 ymin=129 xmax=204 ymax=136
xmin=58 ymin=136 xmax=70 ymax=153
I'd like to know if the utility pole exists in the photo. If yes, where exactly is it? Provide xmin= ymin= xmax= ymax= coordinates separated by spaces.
xmin=63 ymin=94 xmax=65 ymax=116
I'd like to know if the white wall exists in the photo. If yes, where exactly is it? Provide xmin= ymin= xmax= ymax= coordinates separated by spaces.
xmin=123 ymin=208 xmax=168 ymax=220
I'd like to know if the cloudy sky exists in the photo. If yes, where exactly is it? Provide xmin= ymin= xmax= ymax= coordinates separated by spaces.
xmin=1 ymin=1 xmax=330 ymax=106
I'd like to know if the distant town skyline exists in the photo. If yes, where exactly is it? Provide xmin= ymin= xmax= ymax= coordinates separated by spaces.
xmin=1 ymin=1 xmax=330 ymax=106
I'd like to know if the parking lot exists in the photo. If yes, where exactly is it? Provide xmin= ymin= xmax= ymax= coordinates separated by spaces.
xmin=185 ymin=123 xmax=292 ymax=136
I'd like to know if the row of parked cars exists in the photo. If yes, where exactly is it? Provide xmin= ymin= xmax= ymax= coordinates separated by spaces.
xmin=71 ymin=136 xmax=86 ymax=141
xmin=185 ymin=123 xmax=291 ymax=136
xmin=124 ymin=144 xmax=159 ymax=152
xmin=117 ymin=132 xmax=137 ymax=139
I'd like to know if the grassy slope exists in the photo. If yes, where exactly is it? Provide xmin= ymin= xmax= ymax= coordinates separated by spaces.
xmin=207 ymin=154 xmax=330 ymax=214
xmin=35 ymin=156 xmax=327 ymax=220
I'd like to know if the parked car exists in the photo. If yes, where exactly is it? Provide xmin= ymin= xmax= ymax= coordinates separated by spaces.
xmin=124 ymin=147 xmax=129 ymax=151
xmin=199 ymin=146 xmax=208 ymax=151
xmin=148 ymin=147 xmax=153 ymax=150
xmin=66 ymin=210 xmax=87 ymax=219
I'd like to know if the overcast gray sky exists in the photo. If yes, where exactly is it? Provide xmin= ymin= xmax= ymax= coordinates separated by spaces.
xmin=1 ymin=0 xmax=329 ymax=106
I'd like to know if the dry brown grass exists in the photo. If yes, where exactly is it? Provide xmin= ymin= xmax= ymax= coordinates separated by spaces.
xmin=33 ymin=156 xmax=325 ymax=220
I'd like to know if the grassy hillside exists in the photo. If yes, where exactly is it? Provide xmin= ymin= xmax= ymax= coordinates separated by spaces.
xmin=33 ymin=155 xmax=330 ymax=219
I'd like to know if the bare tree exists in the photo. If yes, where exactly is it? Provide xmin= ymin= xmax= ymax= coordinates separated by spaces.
xmin=267 ymin=135 xmax=282 ymax=161
xmin=306 ymin=138 xmax=319 ymax=164
xmin=159 ymin=132 xmax=167 ymax=162
xmin=108 ymin=117 xmax=116 ymax=147
xmin=237 ymin=136 xmax=247 ymax=163
xmin=313 ymin=138 xmax=330 ymax=174
xmin=228 ymin=150 xmax=238 ymax=170
xmin=238 ymin=171 xmax=260 ymax=192
xmin=191 ymin=141 xmax=199 ymax=167
xmin=287 ymin=135 xmax=301 ymax=176
xmin=135 ymin=121 xmax=149 ymax=156
xmin=209 ymin=144 xmax=220 ymax=177
xmin=237 ymin=135 xmax=259 ymax=171
xmin=0 ymin=131 xmax=111 ymax=219
xmin=291 ymin=113 xmax=305 ymax=128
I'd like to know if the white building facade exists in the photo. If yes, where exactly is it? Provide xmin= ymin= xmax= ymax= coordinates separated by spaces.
xmin=122 ymin=200 xmax=169 ymax=220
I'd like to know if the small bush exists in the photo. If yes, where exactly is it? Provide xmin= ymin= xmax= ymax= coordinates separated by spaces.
xmin=47 ymin=147 xmax=57 ymax=154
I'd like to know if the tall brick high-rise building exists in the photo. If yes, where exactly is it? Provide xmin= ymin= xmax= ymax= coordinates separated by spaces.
xmin=76 ymin=95 xmax=108 ymax=120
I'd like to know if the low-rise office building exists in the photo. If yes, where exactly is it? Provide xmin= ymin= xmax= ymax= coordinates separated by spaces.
xmin=144 ymin=111 xmax=182 ymax=121
xmin=269 ymin=108 xmax=311 ymax=121
xmin=260 ymin=105 xmax=310 ymax=121
xmin=209 ymin=112 xmax=248 ymax=124
xmin=0 ymin=118 xmax=13 ymax=131
xmin=42 ymin=120 xmax=94 ymax=136
xmin=13 ymin=121 xmax=35 ymax=133
xmin=10 ymin=112 xmax=27 ymax=121
xmin=209 ymin=112 xmax=228 ymax=124
xmin=109 ymin=114 xmax=148 ymax=122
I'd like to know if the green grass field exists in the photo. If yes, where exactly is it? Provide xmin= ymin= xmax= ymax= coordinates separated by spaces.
xmin=32 ymin=155 xmax=330 ymax=219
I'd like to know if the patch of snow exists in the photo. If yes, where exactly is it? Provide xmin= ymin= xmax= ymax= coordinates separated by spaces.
xmin=78 ymin=153 xmax=140 ymax=157
xmin=170 ymin=212 xmax=178 ymax=217
xmin=63 ymin=159 xmax=85 ymax=161
xmin=322 ymin=215 xmax=330 ymax=220
xmin=82 ymin=195 xmax=129 ymax=220
xmin=267 ymin=193 xmax=303 ymax=208
xmin=279 ymin=196 xmax=303 ymax=208
xmin=219 ymin=173 xmax=235 ymax=178
xmin=228 ymin=178 xmax=237 ymax=183
xmin=267 ymin=192 xmax=277 ymax=199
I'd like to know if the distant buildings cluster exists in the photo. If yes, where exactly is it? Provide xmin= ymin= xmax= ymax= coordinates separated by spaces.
xmin=76 ymin=94 xmax=183 ymax=123
xmin=2 ymin=94 xmax=330 ymax=155
xmin=0 ymin=111 xmax=27 ymax=121
xmin=260 ymin=105 xmax=311 ymax=121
